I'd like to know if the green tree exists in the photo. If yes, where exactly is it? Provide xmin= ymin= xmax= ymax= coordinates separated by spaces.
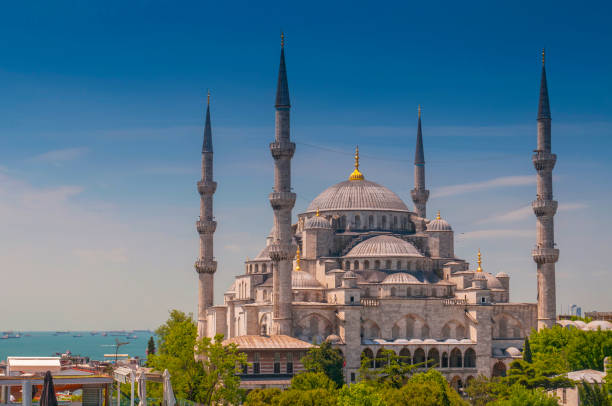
xmin=504 ymin=358 xmax=573 ymax=390
xmin=290 ymin=372 xmax=337 ymax=391
xmin=147 ymin=336 xmax=156 ymax=356
xmin=523 ymin=337 xmax=533 ymax=363
xmin=565 ymin=329 xmax=612 ymax=371
xmin=401 ymin=370 xmax=467 ymax=406
xmin=244 ymin=388 xmax=281 ymax=406
xmin=337 ymin=381 xmax=386 ymax=406
xmin=147 ymin=309 xmax=247 ymax=406
xmin=358 ymin=348 xmax=417 ymax=388
xmin=488 ymin=384 xmax=559 ymax=406
xmin=578 ymin=380 xmax=612 ymax=406
xmin=301 ymin=341 xmax=345 ymax=388
xmin=464 ymin=375 xmax=510 ymax=406
xmin=260 ymin=373 xmax=338 ymax=406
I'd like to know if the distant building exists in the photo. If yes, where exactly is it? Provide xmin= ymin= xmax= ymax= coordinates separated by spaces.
xmin=585 ymin=311 xmax=612 ymax=322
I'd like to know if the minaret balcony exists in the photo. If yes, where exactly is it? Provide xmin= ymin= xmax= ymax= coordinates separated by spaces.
xmin=410 ymin=188 xmax=430 ymax=204
xmin=532 ymin=200 xmax=558 ymax=217
xmin=195 ymin=259 xmax=217 ymax=274
xmin=269 ymin=192 xmax=296 ymax=210
xmin=197 ymin=180 xmax=217 ymax=195
xmin=196 ymin=219 xmax=217 ymax=234
xmin=268 ymin=242 xmax=295 ymax=261
xmin=269 ymin=141 xmax=296 ymax=159
xmin=532 ymin=247 xmax=559 ymax=264
xmin=532 ymin=151 xmax=557 ymax=171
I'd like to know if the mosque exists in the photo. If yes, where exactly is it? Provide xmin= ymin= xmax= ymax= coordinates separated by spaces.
xmin=193 ymin=37 xmax=559 ymax=389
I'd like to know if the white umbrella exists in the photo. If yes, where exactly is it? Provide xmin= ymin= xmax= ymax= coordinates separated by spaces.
xmin=162 ymin=370 xmax=176 ymax=406
xmin=137 ymin=372 xmax=147 ymax=406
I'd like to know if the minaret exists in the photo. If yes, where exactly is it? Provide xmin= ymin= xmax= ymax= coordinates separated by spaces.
xmin=532 ymin=50 xmax=559 ymax=330
xmin=195 ymin=91 xmax=217 ymax=339
xmin=411 ymin=105 xmax=429 ymax=218
xmin=268 ymin=33 xmax=296 ymax=336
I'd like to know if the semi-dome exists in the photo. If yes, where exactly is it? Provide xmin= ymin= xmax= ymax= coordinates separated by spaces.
xmin=305 ymin=215 xmax=332 ymax=230
xmin=496 ymin=272 xmax=509 ymax=278
xmin=306 ymin=179 xmax=410 ymax=213
xmin=343 ymin=270 xmax=357 ymax=279
xmin=382 ymin=272 xmax=421 ymax=284
xmin=345 ymin=235 xmax=423 ymax=258
xmin=292 ymin=271 xmax=324 ymax=289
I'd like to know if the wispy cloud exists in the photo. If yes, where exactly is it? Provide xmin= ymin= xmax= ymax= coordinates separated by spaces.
xmin=29 ymin=147 xmax=89 ymax=165
xmin=458 ymin=229 xmax=533 ymax=240
xmin=432 ymin=175 xmax=535 ymax=198
xmin=478 ymin=202 xmax=589 ymax=224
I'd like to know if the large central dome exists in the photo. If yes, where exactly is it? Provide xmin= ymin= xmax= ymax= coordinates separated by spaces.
xmin=306 ymin=179 xmax=410 ymax=213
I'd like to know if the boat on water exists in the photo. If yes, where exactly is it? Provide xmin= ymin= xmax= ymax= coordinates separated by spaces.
xmin=56 ymin=331 xmax=70 ymax=335
xmin=127 ymin=335 xmax=138 ymax=339
xmin=90 ymin=331 xmax=99 ymax=335
xmin=1 ymin=333 xmax=21 ymax=339
xmin=101 ymin=332 xmax=108 ymax=337
xmin=1 ymin=334 xmax=8 ymax=339
xmin=73 ymin=334 xmax=83 ymax=338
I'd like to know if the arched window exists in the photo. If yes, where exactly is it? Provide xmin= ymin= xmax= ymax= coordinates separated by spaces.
xmin=370 ymin=324 xmax=380 ymax=338
xmin=274 ymin=352 xmax=281 ymax=374
xmin=385 ymin=260 xmax=392 ymax=269
xmin=262 ymin=264 xmax=267 ymax=273
xmin=396 ymin=260 xmax=402 ymax=270
xmin=364 ymin=260 xmax=370 ymax=269
xmin=339 ymin=215 xmax=346 ymax=230
xmin=492 ymin=361 xmax=507 ymax=377
xmin=255 ymin=264 xmax=259 ymax=273
xmin=456 ymin=324 xmax=466 ymax=339
xmin=354 ymin=260 xmax=359 ymax=270
xmin=374 ymin=260 xmax=380 ymax=270
xmin=464 ymin=348 xmax=476 ymax=368
xmin=392 ymin=325 xmax=400 ymax=339
xmin=381 ymin=216 xmax=387 ymax=229
xmin=368 ymin=215 xmax=374 ymax=228
xmin=421 ymin=324 xmax=430 ymax=339
xmin=253 ymin=353 xmax=261 ymax=374
xmin=399 ymin=348 xmax=411 ymax=364
xmin=393 ymin=216 xmax=398 ymax=229
xmin=413 ymin=348 xmax=425 ymax=365
xmin=442 ymin=352 xmax=449 ymax=368
xmin=390 ymin=287 xmax=396 ymax=297
xmin=345 ymin=261 xmax=350 ymax=270
xmin=427 ymin=348 xmax=440 ymax=368
xmin=375 ymin=349 xmax=388 ymax=368
xmin=450 ymin=348 xmax=462 ymax=368
xmin=361 ymin=348 xmax=374 ymax=368
xmin=355 ymin=215 xmax=361 ymax=229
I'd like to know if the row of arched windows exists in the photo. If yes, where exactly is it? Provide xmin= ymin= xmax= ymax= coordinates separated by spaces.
xmin=331 ymin=214 xmax=411 ymax=232
xmin=361 ymin=347 xmax=476 ymax=369
xmin=247 ymin=262 xmax=271 ymax=274
xmin=343 ymin=259 xmax=427 ymax=271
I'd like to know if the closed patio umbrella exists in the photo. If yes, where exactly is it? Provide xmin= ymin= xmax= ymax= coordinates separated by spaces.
xmin=137 ymin=372 xmax=147 ymax=406
xmin=40 ymin=371 xmax=58 ymax=406
xmin=162 ymin=370 xmax=175 ymax=406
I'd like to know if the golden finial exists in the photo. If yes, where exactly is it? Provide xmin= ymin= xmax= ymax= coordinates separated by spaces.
xmin=348 ymin=145 xmax=364 ymax=181
xmin=477 ymin=249 xmax=483 ymax=272
xmin=281 ymin=32 xmax=284 ymax=48
xmin=207 ymin=89 xmax=210 ymax=106
xmin=418 ymin=104 xmax=421 ymax=118
xmin=542 ymin=48 xmax=545 ymax=65
xmin=436 ymin=210 xmax=441 ymax=220
xmin=316 ymin=208 xmax=320 ymax=217
xmin=295 ymin=245 xmax=301 ymax=271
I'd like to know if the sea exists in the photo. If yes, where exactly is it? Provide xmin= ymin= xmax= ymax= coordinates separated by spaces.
xmin=0 ymin=331 xmax=155 ymax=362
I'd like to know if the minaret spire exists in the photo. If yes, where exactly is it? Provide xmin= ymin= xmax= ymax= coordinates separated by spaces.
xmin=269 ymin=35 xmax=296 ymax=336
xmin=195 ymin=92 xmax=218 ymax=339
xmin=532 ymin=49 xmax=558 ymax=330
xmin=411 ymin=105 xmax=429 ymax=219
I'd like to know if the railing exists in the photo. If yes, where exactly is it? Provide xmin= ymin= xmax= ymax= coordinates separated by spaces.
xmin=443 ymin=299 xmax=467 ymax=306
xmin=360 ymin=298 xmax=380 ymax=307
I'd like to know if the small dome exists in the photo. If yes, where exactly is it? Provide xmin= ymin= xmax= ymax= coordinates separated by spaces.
xmin=292 ymin=271 xmax=324 ymax=289
xmin=382 ymin=272 xmax=421 ymax=284
xmin=325 ymin=334 xmax=343 ymax=344
xmin=505 ymin=347 xmax=522 ymax=357
xmin=473 ymin=272 xmax=487 ymax=281
xmin=363 ymin=270 xmax=388 ymax=283
xmin=427 ymin=218 xmax=452 ymax=231
xmin=343 ymin=271 xmax=357 ymax=279
xmin=585 ymin=320 xmax=612 ymax=331
xmin=305 ymin=215 xmax=332 ymax=230
xmin=484 ymin=273 xmax=504 ymax=289
xmin=345 ymin=235 xmax=423 ymax=258
xmin=496 ymin=272 xmax=509 ymax=278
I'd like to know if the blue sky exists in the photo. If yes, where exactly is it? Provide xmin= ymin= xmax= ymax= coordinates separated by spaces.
xmin=1 ymin=1 xmax=610 ymax=330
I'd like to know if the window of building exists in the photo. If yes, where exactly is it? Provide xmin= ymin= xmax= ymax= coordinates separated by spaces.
xmin=381 ymin=216 xmax=387 ymax=229
xmin=393 ymin=216 xmax=398 ymax=229
xmin=481 ymin=297 xmax=486 ymax=304
xmin=374 ymin=260 xmax=380 ymax=270
xmin=287 ymin=353 xmax=294 ymax=374
xmin=350 ymin=296 xmax=355 ymax=304
xmin=354 ymin=260 xmax=359 ymax=270
xmin=396 ymin=260 xmax=402 ymax=270
xmin=355 ymin=215 xmax=361 ymax=229
xmin=368 ymin=215 xmax=374 ymax=228
xmin=351 ymin=372 xmax=356 ymax=382
xmin=385 ymin=260 xmax=391 ymax=269
xmin=274 ymin=352 xmax=281 ymax=374
xmin=253 ymin=353 xmax=260 ymax=374
xmin=364 ymin=260 xmax=370 ymax=269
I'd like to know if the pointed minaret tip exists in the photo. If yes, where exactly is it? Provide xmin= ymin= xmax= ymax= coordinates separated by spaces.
xmin=415 ymin=106 xmax=425 ymax=165
xmin=538 ymin=49 xmax=551 ymax=120
xmin=349 ymin=145 xmax=364 ymax=181
xmin=477 ymin=249 xmax=483 ymax=272
xmin=542 ymin=48 xmax=545 ymax=66
xmin=418 ymin=104 xmax=421 ymax=118
xmin=202 ymin=90 xmax=213 ymax=153
xmin=275 ymin=33 xmax=291 ymax=108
